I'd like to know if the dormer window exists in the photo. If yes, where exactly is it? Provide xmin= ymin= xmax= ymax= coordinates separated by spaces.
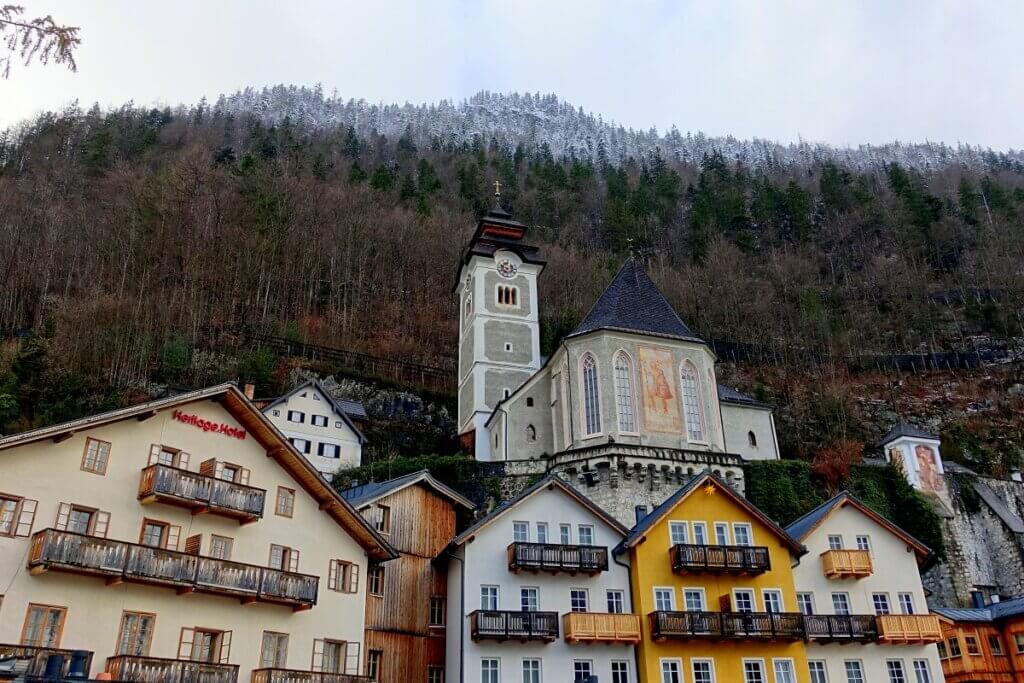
xmin=496 ymin=285 xmax=519 ymax=308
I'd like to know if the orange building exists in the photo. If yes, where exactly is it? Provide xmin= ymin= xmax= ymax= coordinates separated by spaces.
xmin=934 ymin=596 xmax=1024 ymax=682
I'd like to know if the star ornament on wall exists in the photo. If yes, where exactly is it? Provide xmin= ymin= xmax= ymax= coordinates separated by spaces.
xmin=703 ymin=482 xmax=716 ymax=496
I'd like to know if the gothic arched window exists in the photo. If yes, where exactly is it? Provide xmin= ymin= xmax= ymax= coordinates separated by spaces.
xmin=748 ymin=430 xmax=758 ymax=448
xmin=679 ymin=361 xmax=706 ymax=442
xmin=613 ymin=351 xmax=637 ymax=433
xmin=580 ymin=353 xmax=602 ymax=436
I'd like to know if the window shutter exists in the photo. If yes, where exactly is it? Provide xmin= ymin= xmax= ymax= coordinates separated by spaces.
xmin=177 ymin=628 xmax=195 ymax=660
xmin=214 ymin=462 xmax=225 ymax=480
xmin=219 ymin=631 xmax=232 ymax=664
xmin=311 ymin=639 xmax=325 ymax=672
xmin=14 ymin=499 xmax=38 ymax=537
xmin=239 ymin=468 xmax=250 ymax=486
xmin=199 ymin=458 xmax=217 ymax=477
xmin=347 ymin=563 xmax=359 ymax=594
xmin=719 ymin=594 xmax=732 ymax=612
xmin=184 ymin=535 xmax=202 ymax=555
xmin=328 ymin=560 xmax=338 ymax=591
xmin=93 ymin=511 xmax=111 ymax=538
xmin=166 ymin=525 xmax=181 ymax=551
xmin=148 ymin=444 xmax=162 ymax=465
xmin=288 ymin=549 xmax=300 ymax=573
xmin=55 ymin=503 xmax=71 ymax=531
xmin=344 ymin=641 xmax=360 ymax=676
xmin=178 ymin=452 xmax=191 ymax=469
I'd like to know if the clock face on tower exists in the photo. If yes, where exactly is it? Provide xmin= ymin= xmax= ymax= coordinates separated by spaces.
xmin=496 ymin=259 xmax=518 ymax=279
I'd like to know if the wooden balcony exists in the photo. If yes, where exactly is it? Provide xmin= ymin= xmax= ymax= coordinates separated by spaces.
xmin=671 ymin=543 xmax=771 ymax=574
xmin=821 ymin=549 xmax=873 ymax=579
xmin=0 ymin=644 xmax=93 ymax=678
xmin=649 ymin=611 xmax=805 ymax=641
xmin=877 ymin=614 xmax=943 ymax=643
xmin=804 ymin=614 xmax=878 ymax=642
xmin=106 ymin=655 xmax=239 ymax=683
xmin=251 ymin=668 xmax=374 ymax=683
xmin=507 ymin=542 xmax=609 ymax=575
xmin=469 ymin=610 xmax=559 ymax=642
xmin=563 ymin=612 xmax=641 ymax=644
xmin=27 ymin=529 xmax=318 ymax=610
xmin=139 ymin=464 xmax=266 ymax=523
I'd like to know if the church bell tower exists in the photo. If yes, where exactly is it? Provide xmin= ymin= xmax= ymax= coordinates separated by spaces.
xmin=456 ymin=185 xmax=545 ymax=460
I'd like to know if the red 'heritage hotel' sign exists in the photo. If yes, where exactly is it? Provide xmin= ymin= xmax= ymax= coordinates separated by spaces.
xmin=172 ymin=410 xmax=247 ymax=440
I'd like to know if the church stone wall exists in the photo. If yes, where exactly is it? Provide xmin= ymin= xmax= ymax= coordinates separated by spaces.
xmin=483 ymin=320 xmax=534 ymax=364
xmin=483 ymin=368 xmax=534 ymax=409
xmin=459 ymin=323 xmax=474 ymax=380
xmin=458 ymin=377 xmax=474 ymax=429
xmin=501 ymin=372 xmax=554 ymax=461
xmin=721 ymin=403 xmax=779 ymax=461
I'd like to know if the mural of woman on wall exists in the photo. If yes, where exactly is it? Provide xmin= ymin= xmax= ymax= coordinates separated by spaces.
xmin=915 ymin=444 xmax=943 ymax=493
xmin=639 ymin=346 xmax=683 ymax=433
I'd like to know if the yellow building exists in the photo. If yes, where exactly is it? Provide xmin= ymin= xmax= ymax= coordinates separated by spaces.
xmin=614 ymin=471 xmax=810 ymax=683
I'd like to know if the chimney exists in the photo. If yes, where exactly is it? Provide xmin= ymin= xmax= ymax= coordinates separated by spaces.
xmin=634 ymin=505 xmax=649 ymax=525
xmin=970 ymin=590 xmax=986 ymax=608
xmin=243 ymin=383 xmax=255 ymax=400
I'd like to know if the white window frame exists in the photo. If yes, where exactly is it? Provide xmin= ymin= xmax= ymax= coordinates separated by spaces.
xmin=560 ymin=524 xmax=572 ymax=545
xmin=855 ymin=535 xmax=871 ymax=552
xmin=577 ymin=525 xmax=594 ymax=546
xmin=287 ymin=410 xmax=305 ymax=423
xmin=521 ymin=659 xmax=541 ymax=683
xmin=536 ymin=522 xmax=548 ymax=544
xmin=898 ymin=592 xmax=916 ymax=615
xmin=843 ymin=660 xmax=865 ymax=683
xmin=691 ymin=658 xmax=716 ymax=683
xmin=683 ymin=587 xmax=707 ymax=611
xmin=520 ymin=586 xmax=539 ymax=612
xmin=659 ymin=659 xmax=683 ymax=683
xmin=610 ymin=660 xmax=630 ymax=683
xmin=911 ymin=660 xmax=932 ymax=683
xmin=612 ymin=350 xmax=638 ymax=434
xmin=679 ymin=360 xmax=708 ymax=444
xmin=807 ymin=661 xmax=828 ymax=683
xmin=885 ymin=659 xmax=907 ymax=683
xmin=579 ymin=352 xmax=603 ymax=437
xmin=772 ymin=658 xmax=797 ymax=683
xmin=480 ymin=659 xmax=500 ymax=683
xmin=827 ymin=534 xmax=843 ymax=550
xmin=513 ymin=521 xmax=530 ymax=543
xmin=653 ymin=587 xmax=676 ymax=612
xmin=732 ymin=522 xmax=753 ymax=546
xmin=832 ymin=592 xmax=851 ymax=616
xmin=495 ymin=283 xmax=521 ymax=309
xmin=741 ymin=658 xmax=766 ymax=683
xmin=692 ymin=522 xmax=708 ymax=545
xmin=713 ymin=522 xmax=730 ymax=546
xmin=569 ymin=588 xmax=589 ymax=613
xmin=606 ymin=590 xmax=625 ymax=614
xmin=733 ymin=588 xmax=756 ymax=612
xmin=762 ymin=589 xmax=784 ymax=613
xmin=480 ymin=585 xmax=499 ymax=611
xmin=873 ymin=593 xmax=892 ymax=615
xmin=796 ymin=593 xmax=815 ymax=616
xmin=668 ymin=521 xmax=689 ymax=545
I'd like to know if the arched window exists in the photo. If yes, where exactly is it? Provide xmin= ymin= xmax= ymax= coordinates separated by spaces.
xmin=613 ymin=351 xmax=637 ymax=433
xmin=748 ymin=430 xmax=758 ymax=448
xmin=679 ymin=361 xmax=706 ymax=442
xmin=580 ymin=353 xmax=601 ymax=436
xmin=496 ymin=285 xmax=519 ymax=308
xmin=464 ymin=294 xmax=473 ymax=320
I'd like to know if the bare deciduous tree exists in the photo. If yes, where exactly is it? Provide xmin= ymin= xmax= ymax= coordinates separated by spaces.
xmin=0 ymin=4 xmax=80 ymax=78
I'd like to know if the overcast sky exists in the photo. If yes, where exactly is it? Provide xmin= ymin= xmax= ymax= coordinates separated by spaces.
xmin=1 ymin=0 xmax=1021 ymax=149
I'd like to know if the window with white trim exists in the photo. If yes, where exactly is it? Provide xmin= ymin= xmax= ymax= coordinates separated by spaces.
xmin=844 ymin=661 xmax=865 ymax=683
xmin=611 ymin=661 xmax=629 ymax=683
xmin=691 ymin=660 xmax=714 ymax=683
xmin=911 ymin=660 xmax=932 ymax=683
xmin=613 ymin=351 xmax=636 ymax=432
xmin=287 ymin=410 xmax=305 ymax=423
xmin=659 ymin=660 xmax=681 ymax=683
xmin=536 ymin=523 xmax=548 ymax=544
xmin=886 ymin=660 xmax=907 ymax=683
xmin=668 ymin=521 xmax=688 ymax=545
xmin=560 ymin=524 xmax=571 ymax=545
xmin=570 ymin=589 xmax=589 ymax=613
xmin=797 ymin=593 xmax=815 ymax=615
xmin=773 ymin=659 xmax=796 ymax=683
xmin=873 ymin=593 xmax=891 ymax=615
xmin=480 ymin=586 xmax=498 ymax=611
xmin=683 ymin=588 xmax=705 ymax=611
xmin=898 ymin=593 xmax=915 ymax=615
xmin=856 ymin=535 xmax=871 ymax=551
xmin=763 ymin=590 xmax=783 ymax=613
xmin=513 ymin=521 xmax=529 ymax=543
xmin=572 ymin=661 xmax=592 ymax=683
xmin=692 ymin=522 xmax=708 ymax=545
xmin=742 ymin=660 xmax=765 ymax=683
xmin=714 ymin=523 xmax=729 ymax=546
xmin=522 ymin=659 xmax=541 ymax=683
xmin=520 ymin=587 xmax=538 ymax=612
xmin=679 ymin=361 xmax=705 ymax=441
xmin=311 ymin=415 xmax=328 ymax=427
xmin=481 ymin=659 xmax=499 ymax=683
xmin=577 ymin=525 xmax=594 ymax=546
xmin=581 ymin=353 xmax=601 ymax=436
xmin=832 ymin=593 xmax=851 ymax=615
xmin=654 ymin=588 xmax=675 ymax=611
xmin=828 ymin=535 xmax=843 ymax=550
xmin=733 ymin=523 xmax=753 ymax=546
xmin=808 ymin=661 xmax=827 ymax=683
xmin=733 ymin=590 xmax=755 ymax=612
xmin=606 ymin=590 xmax=625 ymax=614
xmin=496 ymin=285 xmax=519 ymax=308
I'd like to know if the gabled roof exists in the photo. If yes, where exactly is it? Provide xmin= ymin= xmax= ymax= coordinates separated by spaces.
xmin=448 ymin=475 xmax=628 ymax=548
xmin=0 ymin=383 xmax=396 ymax=561
xmin=785 ymin=491 xmax=931 ymax=563
xmin=615 ymin=471 xmax=805 ymax=556
xmin=341 ymin=469 xmax=475 ymax=511
xmin=881 ymin=420 xmax=939 ymax=444
xmin=717 ymin=384 xmax=772 ymax=409
xmin=567 ymin=258 xmax=703 ymax=343
xmin=261 ymin=379 xmax=367 ymax=444
xmin=933 ymin=596 xmax=1024 ymax=623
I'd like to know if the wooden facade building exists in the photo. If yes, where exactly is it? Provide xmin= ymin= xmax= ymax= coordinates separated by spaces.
xmin=341 ymin=471 xmax=475 ymax=683
xmin=935 ymin=596 xmax=1024 ymax=682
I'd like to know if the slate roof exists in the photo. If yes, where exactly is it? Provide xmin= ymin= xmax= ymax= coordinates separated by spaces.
xmin=934 ymin=596 xmax=1024 ymax=623
xmin=340 ymin=469 xmax=475 ymax=511
xmin=717 ymin=384 xmax=771 ymax=409
xmin=614 ymin=471 xmax=805 ymax=556
xmin=881 ymin=420 xmax=939 ymax=444
xmin=567 ymin=258 xmax=703 ymax=343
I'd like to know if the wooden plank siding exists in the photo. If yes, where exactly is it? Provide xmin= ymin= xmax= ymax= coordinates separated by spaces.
xmin=940 ymin=621 xmax=1021 ymax=683
xmin=366 ymin=555 xmax=446 ymax=633
xmin=365 ymin=631 xmax=445 ymax=683
xmin=361 ymin=485 xmax=458 ymax=559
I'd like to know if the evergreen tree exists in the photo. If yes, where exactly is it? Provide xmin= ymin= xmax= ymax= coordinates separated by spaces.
xmin=341 ymin=127 xmax=362 ymax=158
xmin=349 ymin=159 xmax=367 ymax=184
xmin=370 ymin=165 xmax=396 ymax=192
xmin=398 ymin=173 xmax=417 ymax=202
xmin=417 ymin=159 xmax=442 ymax=196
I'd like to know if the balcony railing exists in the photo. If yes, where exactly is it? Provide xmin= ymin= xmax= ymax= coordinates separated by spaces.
xmin=251 ymin=668 xmax=374 ymax=683
xmin=563 ymin=612 xmax=641 ymax=644
xmin=139 ymin=464 xmax=266 ymax=523
xmin=876 ymin=614 xmax=943 ymax=644
xmin=671 ymin=544 xmax=771 ymax=574
xmin=804 ymin=614 xmax=878 ymax=642
xmin=28 ymin=529 xmax=318 ymax=610
xmin=649 ymin=611 xmax=805 ymax=641
xmin=821 ymin=549 xmax=873 ymax=579
xmin=507 ymin=543 xmax=609 ymax=574
xmin=106 ymin=655 xmax=239 ymax=683
xmin=0 ymin=645 xmax=93 ymax=678
xmin=469 ymin=610 xmax=559 ymax=642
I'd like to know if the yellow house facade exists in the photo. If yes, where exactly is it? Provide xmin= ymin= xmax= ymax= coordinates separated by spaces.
xmin=615 ymin=472 xmax=811 ymax=683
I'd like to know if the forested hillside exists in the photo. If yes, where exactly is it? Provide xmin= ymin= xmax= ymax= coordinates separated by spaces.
xmin=2 ymin=90 xmax=1024 ymax=472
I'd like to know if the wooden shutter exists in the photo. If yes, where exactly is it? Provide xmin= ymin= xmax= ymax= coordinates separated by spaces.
xmin=239 ymin=468 xmax=250 ymax=485
xmin=719 ymin=594 xmax=732 ymax=612
xmin=148 ymin=444 xmax=162 ymax=465
xmin=288 ymin=549 xmax=300 ymax=573
xmin=177 ymin=628 xmax=195 ymax=660
xmin=311 ymin=639 xmax=324 ymax=672
xmin=218 ymin=631 xmax=232 ymax=664
xmin=14 ymin=499 xmax=38 ymax=537
xmin=199 ymin=458 xmax=217 ymax=477
xmin=328 ymin=560 xmax=338 ymax=591
xmin=178 ymin=452 xmax=191 ymax=469
xmin=184 ymin=534 xmax=202 ymax=555
xmin=93 ymin=511 xmax=111 ymax=538
xmin=55 ymin=503 xmax=71 ymax=531
xmin=166 ymin=525 xmax=181 ymax=551
xmin=344 ymin=642 xmax=360 ymax=676
xmin=347 ymin=563 xmax=359 ymax=594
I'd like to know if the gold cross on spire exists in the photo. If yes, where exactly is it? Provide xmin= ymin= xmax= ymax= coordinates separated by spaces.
xmin=494 ymin=180 xmax=502 ymax=198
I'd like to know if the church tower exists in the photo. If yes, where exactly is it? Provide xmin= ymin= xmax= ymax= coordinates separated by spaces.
xmin=456 ymin=190 xmax=545 ymax=460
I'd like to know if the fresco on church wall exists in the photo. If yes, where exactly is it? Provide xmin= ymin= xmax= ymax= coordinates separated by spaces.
xmin=638 ymin=345 xmax=683 ymax=433
xmin=915 ymin=444 xmax=943 ymax=493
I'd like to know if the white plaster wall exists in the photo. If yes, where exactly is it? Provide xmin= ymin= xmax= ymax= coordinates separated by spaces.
xmin=791 ymin=505 xmax=944 ymax=683
xmin=721 ymin=403 xmax=779 ymax=461
xmin=265 ymin=389 xmax=362 ymax=474
xmin=0 ymin=399 xmax=369 ymax=677
xmin=453 ymin=487 xmax=634 ymax=683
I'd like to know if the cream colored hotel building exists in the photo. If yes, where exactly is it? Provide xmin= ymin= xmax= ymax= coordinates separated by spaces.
xmin=0 ymin=383 xmax=395 ymax=682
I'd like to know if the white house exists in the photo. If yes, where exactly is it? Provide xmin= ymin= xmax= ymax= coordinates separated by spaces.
xmin=260 ymin=379 xmax=367 ymax=476
xmin=786 ymin=492 xmax=945 ymax=683
xmin=441 ymin=476 xmax=639 ymax=683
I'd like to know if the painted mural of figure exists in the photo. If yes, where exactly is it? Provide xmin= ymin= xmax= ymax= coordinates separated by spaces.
xmin=915 ymin=444 xmax=942 ymax=492
xmin=638 ymin=346 xmax=683 ymax=433
xmin=646 ymin=363 xmax=673 ymax=413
